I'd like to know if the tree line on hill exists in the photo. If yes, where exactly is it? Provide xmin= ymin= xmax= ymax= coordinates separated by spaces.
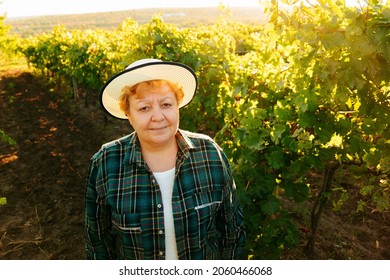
xmin=5 ymin=7 xmax=267 ymax=37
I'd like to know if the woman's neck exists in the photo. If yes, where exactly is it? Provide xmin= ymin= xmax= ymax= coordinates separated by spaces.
xmin=140 ymin=139 xmax=178 ymax=172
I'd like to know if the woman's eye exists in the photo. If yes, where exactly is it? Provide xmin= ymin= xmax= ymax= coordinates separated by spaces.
xmin=139 ymin=106 xmax=149 ymax=112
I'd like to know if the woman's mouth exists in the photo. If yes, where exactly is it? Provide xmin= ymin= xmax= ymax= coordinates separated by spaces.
xmin=150 ymin=126 xmax=167 ymax=131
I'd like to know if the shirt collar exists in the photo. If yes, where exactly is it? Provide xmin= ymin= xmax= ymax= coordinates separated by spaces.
xmin=124 ymin=129 xmax=196 ymax=167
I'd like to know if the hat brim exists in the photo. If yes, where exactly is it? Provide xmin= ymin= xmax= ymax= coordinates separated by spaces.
xmin=100 ymin=61 xmax=197 ymax=119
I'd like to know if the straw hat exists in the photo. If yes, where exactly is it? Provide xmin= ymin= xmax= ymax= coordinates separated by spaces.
xmin=99 ymin=58 xmax=198 ymax=119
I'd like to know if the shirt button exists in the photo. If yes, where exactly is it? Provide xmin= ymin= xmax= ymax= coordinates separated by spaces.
xmin=157 ymin=204 xmax=162 ymax=208
xmin=159 ymin=251 xmax=164 ymax=256
xmin=159 ymin=230 xmax=163 ymax=234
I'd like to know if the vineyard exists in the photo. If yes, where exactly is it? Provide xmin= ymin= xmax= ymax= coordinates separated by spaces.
xmin=1 ymin=1 xmax=389 ymax=259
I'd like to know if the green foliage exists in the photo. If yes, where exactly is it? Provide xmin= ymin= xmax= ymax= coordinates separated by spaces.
xmin=358 ymin=172 xmax=389 ymax=212
xmin=21 ymin=26 xmax=121 ymax=92
xmin=0 ymin=13 xmax=9 ymax=48
xmin=216 ymin=0 xmax=389 ymax=258
xmin=0 ymin=12 xmax=19 ymax=66
xmin=18 ymin=1 xmax=389 ymax=259
xmin=0 ymin=129 xmax=16 ymax=145
xmin=0 ymin=197 xmax=6 ymax=206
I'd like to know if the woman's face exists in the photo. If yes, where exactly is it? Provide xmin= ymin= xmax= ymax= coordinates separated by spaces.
xmin=127 ymin=83 xmax=179 ymax=149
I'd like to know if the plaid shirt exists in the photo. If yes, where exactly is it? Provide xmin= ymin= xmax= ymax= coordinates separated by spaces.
xmin=84 ymin=129 xmax=245 ymax=260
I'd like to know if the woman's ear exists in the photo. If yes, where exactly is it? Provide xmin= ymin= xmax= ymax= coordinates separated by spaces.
xmin=126 ymin=113 xmax=132 ymax=125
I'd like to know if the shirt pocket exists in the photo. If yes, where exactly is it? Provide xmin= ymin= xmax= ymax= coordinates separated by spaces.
xmin=193 ymin=190 xmax=223 ymax=247
xmin=111 ymin=212 xmax=144 ymax=259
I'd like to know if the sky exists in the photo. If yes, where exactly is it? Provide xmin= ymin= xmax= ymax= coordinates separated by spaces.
xmin=0 ymin=0 xmax=262 ymax=18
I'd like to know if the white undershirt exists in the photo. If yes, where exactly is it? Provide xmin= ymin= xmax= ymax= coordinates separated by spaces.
xmin=153 ymin=168 xmax=178 ymax=260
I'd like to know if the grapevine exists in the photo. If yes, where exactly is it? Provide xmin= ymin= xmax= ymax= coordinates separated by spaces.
xmin=14 ymin=1 xmax=390 ymax=259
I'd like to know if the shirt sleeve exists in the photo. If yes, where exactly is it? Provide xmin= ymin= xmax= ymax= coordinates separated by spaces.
xmin=218 ymin=151 xmax=246 ymax=259
xmin=84 ymin=154 xmax=116 ymax=259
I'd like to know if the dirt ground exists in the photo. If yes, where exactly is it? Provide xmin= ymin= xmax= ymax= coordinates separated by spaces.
xmin=0 ymin=69 xmax=389 ymax=260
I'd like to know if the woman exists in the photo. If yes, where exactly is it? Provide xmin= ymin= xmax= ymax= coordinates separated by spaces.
xmin=84 ymin=58 xmax=245 ymax=260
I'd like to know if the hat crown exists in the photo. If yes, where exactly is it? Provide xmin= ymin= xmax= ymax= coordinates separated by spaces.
xmin=126 ymin=58 xmax=162 ymax=70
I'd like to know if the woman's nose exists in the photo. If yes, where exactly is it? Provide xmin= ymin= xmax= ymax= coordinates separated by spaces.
xmin=151 ymin=107 xmax=165 ymax=121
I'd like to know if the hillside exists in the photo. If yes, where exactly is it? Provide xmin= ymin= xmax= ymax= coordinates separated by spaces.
xmin=5 ymin=7 xmax=267 ymax=37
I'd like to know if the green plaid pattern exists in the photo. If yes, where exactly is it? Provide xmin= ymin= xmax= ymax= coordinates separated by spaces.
xmin=85 ymin=129 xmax=245 ymax=260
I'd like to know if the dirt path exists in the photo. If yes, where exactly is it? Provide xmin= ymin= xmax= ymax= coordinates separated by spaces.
xmin=0 ymin=70 xmax=388 ymax=260
xmin=0 ymin=70 xmax=128 ymax=259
